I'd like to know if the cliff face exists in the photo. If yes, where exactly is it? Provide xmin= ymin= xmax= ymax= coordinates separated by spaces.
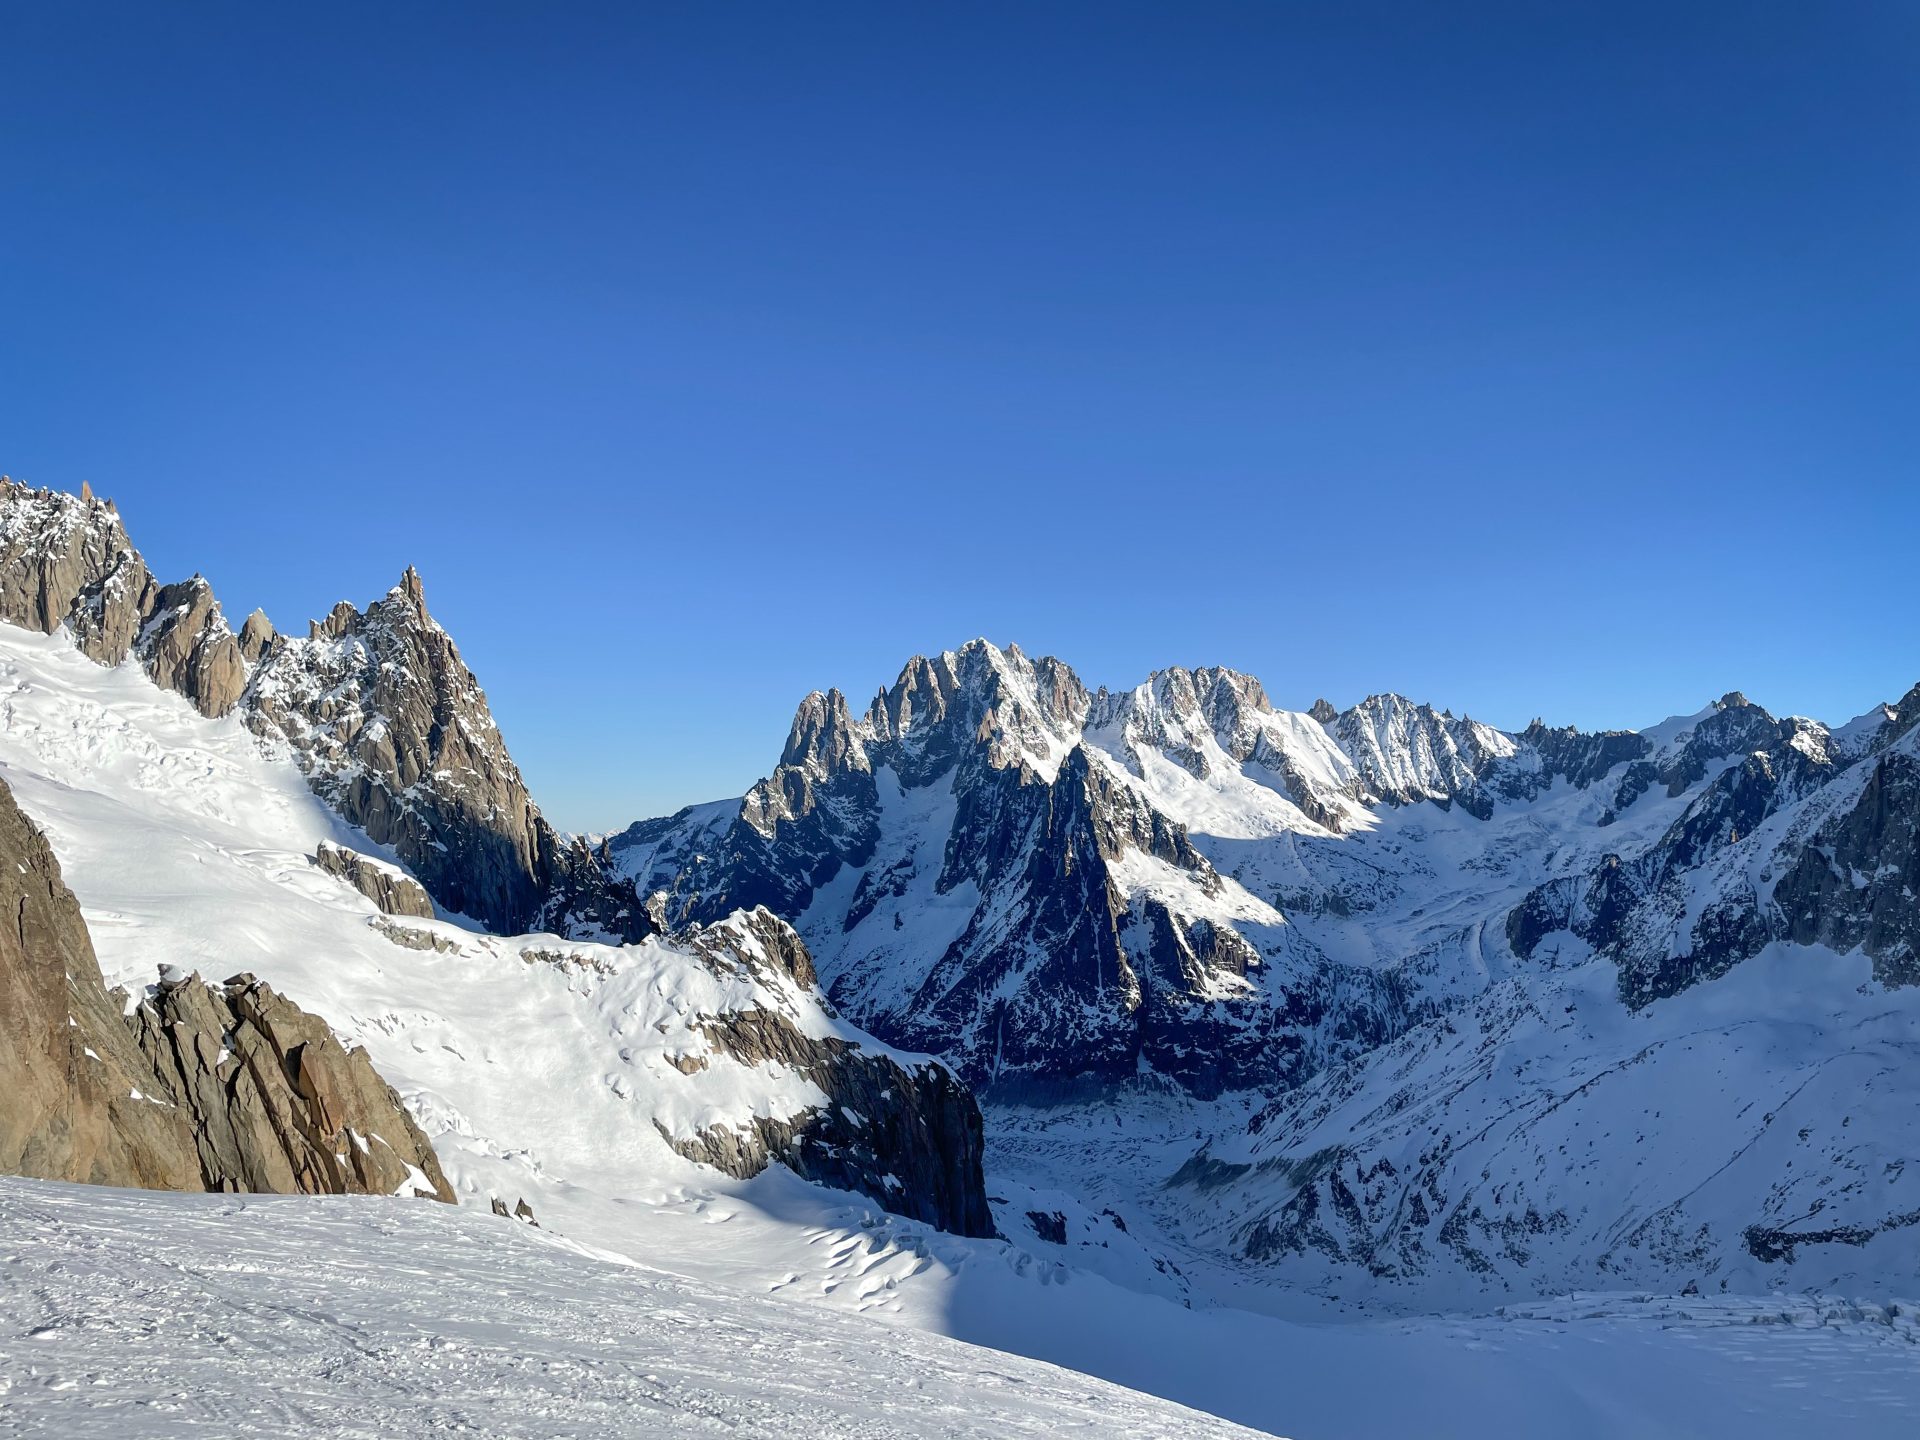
xmin=0 ymin=773 xmax=204 ymax=1189
xmin=0 ymin=772 xmax=451 ymax=1203
xmin=128 ymin=971 xmax=455 ymax=1201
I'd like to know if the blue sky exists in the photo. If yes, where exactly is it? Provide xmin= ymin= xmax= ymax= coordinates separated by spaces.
xmin=3 ymin=3 xmax=1915 ymax=831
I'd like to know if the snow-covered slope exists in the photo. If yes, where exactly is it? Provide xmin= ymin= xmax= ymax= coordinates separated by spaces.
xmin=0 ymin=1177 xmax=1267 ymax=1440
xmin=6 ymin=593 xmax=1920 ymax=1433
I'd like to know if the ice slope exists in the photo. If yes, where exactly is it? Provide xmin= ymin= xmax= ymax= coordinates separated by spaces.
xmin=7 ymin=1175 xmax=1920 ymax=1440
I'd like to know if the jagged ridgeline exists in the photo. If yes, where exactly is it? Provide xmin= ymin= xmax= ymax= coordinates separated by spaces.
xmin=613 ymin=636 xmax=1920 ymax=1111
xmin=0 ymin=476 xmax=646 ymax=940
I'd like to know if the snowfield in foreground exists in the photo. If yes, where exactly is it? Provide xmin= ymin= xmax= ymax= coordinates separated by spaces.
xmin=5 ymin=1176 xmax=1920 ymax=1440
xmin=0 ymin=1177 xmax=1261 ymax=1439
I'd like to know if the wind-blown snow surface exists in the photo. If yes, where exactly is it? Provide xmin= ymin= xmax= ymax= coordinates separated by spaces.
xmin=6 ymin=623 xmax=1920 ymax=1437
xmin=0 ymin=1177 xmax=1263 ymax=1439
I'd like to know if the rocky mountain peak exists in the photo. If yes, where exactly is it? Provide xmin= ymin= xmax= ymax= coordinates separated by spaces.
xmin=398 ymin=563 xmax=428 ymax=618
xmin=779 ymin=688 xmax=870 ymax=778
xmin=1330 ymin=692 xmax=1515 ymax=814
xmin=863 ymin=640 xmax=1088 ymax=786
xmin=0 ymin=481 xmax=245 ymax=718
xmin=245 ymin=570 xmax=646 ymax=941
xmin=1308 ymin=697 xmax=1338 ymax=724
xmin=237 ymin=608 xmax=275 ymax=663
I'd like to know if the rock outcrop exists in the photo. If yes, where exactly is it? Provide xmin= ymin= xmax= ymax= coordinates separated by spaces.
xmin=0 ymin=771 xmax=452 ymax=1203
xmin=138 ymin=576 xmax=247 ymax=718
xmin=127 ymin=970 xmax=456 ymax=1201
xmin=662 ymin=909 xmax=996 ymax=1237
xmin=0 ymin=774 xmax=203 ymax=1189
xmin=314 ymin=840 xmax=435 ymax=919
xmin=236 ymin=608 xmax=275 ymax=663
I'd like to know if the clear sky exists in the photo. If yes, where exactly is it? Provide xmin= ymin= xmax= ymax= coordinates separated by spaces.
xmin=2 ymin=3 xmax=1915 ymax=832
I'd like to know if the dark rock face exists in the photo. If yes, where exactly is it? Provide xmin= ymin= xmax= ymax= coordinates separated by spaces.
xmin=0 ymin=773 xmax=451 ymax=1204
xmin=0 ymin=774 xmax=204 ymax=1189
xmin=1510 ymin=720 xmax=1652 ymax=797
xmin=245 ymin=568 xmax=649 ymax=941
xmin=313 ymin=840 xmax=435 ymax=919
xmin=622 ymin=643 xmax=1406 ymax=1100
xmin=128 ymin=970 xmax=456 ymax=1201
xmin=0 ymin=481 xmax=245 ymax=718
xmin=662 ymin=910 xmax=996 ymax=1237
xmin=1774 ymin=736 xmax=1920 ymax=987
xmin=1509 ymin=695 xmax=1920 ymax=1005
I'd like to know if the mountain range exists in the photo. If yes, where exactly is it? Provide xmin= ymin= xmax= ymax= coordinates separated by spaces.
xmin=2 ymin=475 xmax=1917 ymax=1429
